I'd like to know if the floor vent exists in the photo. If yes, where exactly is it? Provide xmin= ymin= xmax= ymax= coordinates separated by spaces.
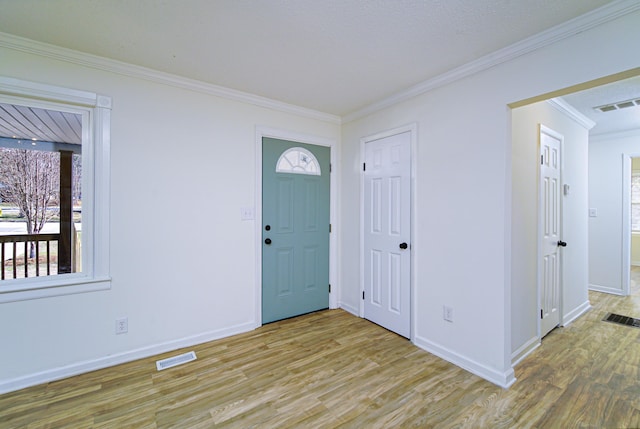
xmin=156 ymin=351 xmax=197 ymax=371
xmin=602 ymin=313 xmax=640 ymax=328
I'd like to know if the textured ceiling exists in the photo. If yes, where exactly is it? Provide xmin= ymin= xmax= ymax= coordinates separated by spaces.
xmin=562 ymin=76 xmax=640 ymax=135
xmin=0 ymin=0 xmax=616 ymax=116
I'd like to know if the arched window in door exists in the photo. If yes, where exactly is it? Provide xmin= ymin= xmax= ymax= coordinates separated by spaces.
xmin=276 ymin=147 xmax=321 ymax=175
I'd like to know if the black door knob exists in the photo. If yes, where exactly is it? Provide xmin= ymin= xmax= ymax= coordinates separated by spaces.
xmin=399 ymin=242 xmax=408 ymax=249
xmin=265 ymin=238 xmax=272 ymax=245
xmin=265 ymin=225 xmax=271 ymax=231
xmin=557 ymin=240 xmax=567 ymax=247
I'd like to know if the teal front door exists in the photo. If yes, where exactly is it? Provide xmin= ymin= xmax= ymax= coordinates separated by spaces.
xmin=262 ymin=137 xmax=330 ymax=324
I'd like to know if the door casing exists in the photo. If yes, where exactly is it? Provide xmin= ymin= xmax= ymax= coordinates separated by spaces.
xmin=359 ymin=123 xmax=417 ymax=341
xmin=254 ymin=127 xmax=338 ymax=327
xmin=621 ymin=153 xmax=640 ymax=296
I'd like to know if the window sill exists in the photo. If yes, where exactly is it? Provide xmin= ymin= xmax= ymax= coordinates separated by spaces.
xmin=0 ymin=276 xmax=111 ymax=303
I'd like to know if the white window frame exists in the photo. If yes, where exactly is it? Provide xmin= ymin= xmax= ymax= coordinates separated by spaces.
xmin=632 ymin=170 xmax=640 ymax=233
xmin=0 ymin=76 xmax=111 ymax=303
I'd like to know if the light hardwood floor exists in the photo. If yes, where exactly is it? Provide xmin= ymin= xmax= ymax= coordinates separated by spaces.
xmin=2 ymin=275 xmax=640 ymax=428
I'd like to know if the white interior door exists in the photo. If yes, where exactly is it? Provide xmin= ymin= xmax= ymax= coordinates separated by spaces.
xmin=363 ymin=131 xmax=411 ymax=338
xmin=539 ymin=125 xmax=563 ymax=338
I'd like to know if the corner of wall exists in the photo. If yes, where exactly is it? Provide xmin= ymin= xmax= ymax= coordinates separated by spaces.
xmin=511 ymin=336 xmax=541 ymax=367
xmin=562 ymin=300 xmax=591 ymax=326
xmin=414 ymin=335 xmax=516 ymax=389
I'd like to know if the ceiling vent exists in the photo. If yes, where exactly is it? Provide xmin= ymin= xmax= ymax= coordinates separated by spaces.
xmin=594 ymin=98 xmax=640 ymax=113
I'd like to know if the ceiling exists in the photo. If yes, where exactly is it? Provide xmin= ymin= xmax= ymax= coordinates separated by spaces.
xmin=0 ymin=0 xmax=618 ymax=117
xmin=562 ymin=76 xmax=640 ymax=136
xmin=0 ymin=103 xmax=81 ymax=144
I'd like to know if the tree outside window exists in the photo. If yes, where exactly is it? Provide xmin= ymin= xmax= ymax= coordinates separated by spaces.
xmin=0 ymin=101 xmax=83 ymax=279
xmin=0 ymin=76 xmax=111 ymax=303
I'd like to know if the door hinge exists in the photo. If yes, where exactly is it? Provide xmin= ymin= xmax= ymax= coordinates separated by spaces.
xmin=363 ymin=162 xmax=366 ymax=171
xmin=329 ymin=223 xmax=332 ymax=233
xmin=329 ymin=284 xmax=331 ymax=293
xmin=362 ymin=291 xmax=365 ymax=300
xmin=330 ymin=163 xmax=332 ymax=173
xmin=541 ymin=154 xmax=544 ymax=165
xmin=541 ymin=309 xmax=543 ymax=319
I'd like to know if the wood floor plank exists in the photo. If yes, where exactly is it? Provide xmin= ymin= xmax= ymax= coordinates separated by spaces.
xmin=3 ymin=271 xmax=640 ymax=428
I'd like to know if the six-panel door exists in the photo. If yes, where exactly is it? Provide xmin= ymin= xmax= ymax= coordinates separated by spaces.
xmin=539 ymin=126 xmax=562 ymax=338
xmin=363 ymin=131 xmax=411 ymax=338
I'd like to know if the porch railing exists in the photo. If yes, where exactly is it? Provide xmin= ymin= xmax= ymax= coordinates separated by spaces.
xmin=0 ymin=233 xmax=60 ymax=280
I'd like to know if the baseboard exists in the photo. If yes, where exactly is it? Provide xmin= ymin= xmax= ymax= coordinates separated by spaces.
xmin=511 ymin=336 xmax=540 ymax=367
xmin=589 ymin=284 xmax=625 ymax=296
xmin=0 ymin=321 xmax=255 ymax=395
xmin=562 ymin=300 xmax=592 ymax=327
xmin=413 ymin=335 xmax=516 ymax=389
xmin=338 ymin=301 xmax=359 ymax=317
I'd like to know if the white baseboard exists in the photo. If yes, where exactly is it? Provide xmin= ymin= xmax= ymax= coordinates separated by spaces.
xmin=589 ymin=284 xmax=625 ymax=296
xmin=511 ymin=336 xmax=540 ymax=367
xmin=338 ymin=301 xmax=359 ymax=317
xmin=0 ymin=321 xmax=255 ymax=395
xmin=413 ymin=335 xmax=516 ymax=389
xmin=562 ymin=300 xmax=591 ymax=327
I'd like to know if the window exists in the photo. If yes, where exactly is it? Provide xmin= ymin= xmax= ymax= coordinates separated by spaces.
xmin=0 ymin=77 xmax=111 ymax=302
xmin=276 ymin=147 xmax=321 ymax=175
xmin=632 ymin=171 xmax=640 ymax=232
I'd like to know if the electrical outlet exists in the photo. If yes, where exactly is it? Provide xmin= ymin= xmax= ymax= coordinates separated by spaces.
xmin=115 ymin=317 xmax=128 ymax=334
xmin=443 ymin=306 xmax=454 ymax=323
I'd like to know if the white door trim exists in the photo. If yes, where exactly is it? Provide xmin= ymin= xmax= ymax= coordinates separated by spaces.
xmin=621 ymin=152 xmax=640 ymax=296
xmin=254 ymin=126 xmax=338 ymax=328
xmin=359 ymin=123 xmax=417 ymax=340
xmin=537 ymin=124 xmax=564 ymax=339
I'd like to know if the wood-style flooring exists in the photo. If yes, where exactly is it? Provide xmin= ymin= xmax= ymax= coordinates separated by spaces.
xmin=2 ymin=273 xmax=640 ymax=428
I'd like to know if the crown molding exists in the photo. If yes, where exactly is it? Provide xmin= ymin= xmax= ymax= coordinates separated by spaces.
xmin=343 ymin=0 xmax=640 ymax=123
xmin=1 ymin=0 xmax=637 ymax=126
xmin=0 ymin=32 xmax=341 ymax=125
xmin=547 ymin=98 xmax=596 ymax=130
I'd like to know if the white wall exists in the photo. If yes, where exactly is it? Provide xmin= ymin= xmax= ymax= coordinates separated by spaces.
xmin=511 ymin=100 xmax=591 ymax=364
xmin=2 ymin=7 xmax=640 ymax=393
xmin=0 ymin=46 xmax=340 ymax=391
xmin=340 ymin=9 xmax=640 ymax=387
xmin=631 ymin=233 xmax=640 ymax=266
xmin=589 ymin=130 xmax=640 ymax=293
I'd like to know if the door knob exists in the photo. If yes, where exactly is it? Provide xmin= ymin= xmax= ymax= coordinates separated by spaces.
xmin=557 ymin=240 xmax=567 ymax=247
xmin=265 ymin=225 xmax=271 ymax=231
xmin=399 ymin=242 xmax=408 ymax=249
xmin=265 ymin=238 xmax=272 ymax=245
